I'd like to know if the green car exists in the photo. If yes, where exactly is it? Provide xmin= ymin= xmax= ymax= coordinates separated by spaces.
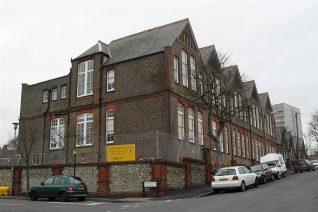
xmin=29 ymin=175 xmax=88 ymax=202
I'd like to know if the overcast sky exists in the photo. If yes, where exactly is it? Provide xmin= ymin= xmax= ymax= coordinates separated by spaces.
xmin=1 ymin=0 xmax=317 ymax=147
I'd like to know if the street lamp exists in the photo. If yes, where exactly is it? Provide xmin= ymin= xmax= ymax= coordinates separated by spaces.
xmin=11 ymin=122 xmax=19 ymax=195
xmin=73 ymin=150 xmax=77 ymax=176
xmin=12 ymin=122 xmax=19 ymax=140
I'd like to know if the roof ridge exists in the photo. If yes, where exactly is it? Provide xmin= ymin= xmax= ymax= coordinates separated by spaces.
xmin=110 ymin=18 xmax=189 ymax=43
xmin=259 ymin=92 xmax=268 ymax=95
xmin=243 ymin=80 xmax=255 ymax=83
xmin=98 ymin=40 xmax=109 ymax=46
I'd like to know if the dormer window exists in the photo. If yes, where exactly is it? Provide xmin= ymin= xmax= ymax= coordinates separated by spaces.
xmin=77 ymin=60 xmax=94 ymax=97
xmin=43 ymin=90 xmax=48 ymax=103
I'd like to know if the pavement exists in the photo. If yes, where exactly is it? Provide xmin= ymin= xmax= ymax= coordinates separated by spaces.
xmin=0 ymin=184 xmax=212 ymax=203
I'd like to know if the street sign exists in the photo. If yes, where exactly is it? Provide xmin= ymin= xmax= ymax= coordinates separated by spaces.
xmin=106 ymin=144 xmax=136 ymax=162
xmin=144 ymin=181 xmax=157 ymax=188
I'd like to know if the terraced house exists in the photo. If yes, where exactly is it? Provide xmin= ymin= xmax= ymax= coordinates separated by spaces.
xmin=18 ymin=19 xmax=278 ymax=168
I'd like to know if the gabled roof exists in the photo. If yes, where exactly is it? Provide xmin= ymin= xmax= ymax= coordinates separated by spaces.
xmin=200 ymin=45 xmax=215 ymax=66
xmin=74 ymin=40 xmax=110 ymax=60
xmin=259 ymin=92 xmax=273 ymax=112
xmin=105 ymin=19 xmax=189 ymax=65
xmin=221 ymin=65 xmax=244 ymax=90
xmin=199 ymin=45 xmax=222 ymax=71
xmin=243 ymin=80 xmax=260 ymax=102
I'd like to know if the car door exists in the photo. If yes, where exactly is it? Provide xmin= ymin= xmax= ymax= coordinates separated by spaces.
xmin=242 ymin=166 xmax=254 ymax=185
xmin=238 ymin=167 xmax=249 ymax=185
xmin=51 ymin=176 xmax=64 ymax=197
xmin=262 ymin=164 xmax=270 ymax=179
xmin=38 ymin=177 xmax=54 ymax=197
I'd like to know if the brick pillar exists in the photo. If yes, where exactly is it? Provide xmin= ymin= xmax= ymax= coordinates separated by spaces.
xmin=97 ymin=164 xmax=109 ymax=195
xmin=51 ymin=165 xmax=62 ymax=176
xmin=184 ymin=158 xmax=192 ymax=188
xmin=202 ymin=148 xmax=212 ymax=184
xmin=151 ymin=160 xmax=167 ymax=196
xmin=12 ymin=167 xmax=22 ymax=195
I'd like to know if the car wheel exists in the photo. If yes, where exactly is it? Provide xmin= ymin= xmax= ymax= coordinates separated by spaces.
xmin=78 ymin=197 xmax=86 ymax=201
xmin=254 ymin=179 xmax=258 ymax=187
xmin=240 ymin=182 xmax=246 ymax=192
xmin=60 ymin=192 xmax=68 ymax=202
xmin=271 ymin=175 xmax=275 ymax=182
xmin=48 ymin=197 xmax=55 ymax=201
xmin=29 ymin=191 xmax=38 ymax=201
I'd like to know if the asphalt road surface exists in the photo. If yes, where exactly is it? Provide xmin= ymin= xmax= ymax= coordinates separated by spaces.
xmin=1 ymin=170 xmax=317 ymax=212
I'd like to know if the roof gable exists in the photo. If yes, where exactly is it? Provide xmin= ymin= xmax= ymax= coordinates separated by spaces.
xmin=179 ymin=24 xmax=199 ymax=53
xmin=105 ymin=19 xmax=189 ymax=65
xmin=200 ymin=45 xmax=221 ymax=70
xmin=221 ymin=65 xmax=243 ymax=90
xmin=243 ymin=80 xmax=260 ymax=102
xmin=259 ymin=92 xmax=273 ymax=112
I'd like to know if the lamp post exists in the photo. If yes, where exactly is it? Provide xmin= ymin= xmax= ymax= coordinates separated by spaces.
xmin=11 ymin=122 xmax=19 ymax=195
xmin=73 ymin=150 xmax=77 ymax=176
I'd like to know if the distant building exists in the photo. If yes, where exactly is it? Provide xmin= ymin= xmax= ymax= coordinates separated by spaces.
xmin=272 ymin=103 xmax=305 ymax=159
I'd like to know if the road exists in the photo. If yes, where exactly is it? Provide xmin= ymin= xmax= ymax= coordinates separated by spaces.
xmin=1 ymin=170 xmax=318 ymax=212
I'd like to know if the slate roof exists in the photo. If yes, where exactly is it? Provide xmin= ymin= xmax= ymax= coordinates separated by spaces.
xmin=104 ymin=19 xmax=189 ymax=65
xmin=258 ymin=93 xmax=268 ymax=111
xmin=221 ymin=65 xmax=239 ymax=85
xmin=75 ymin=40 xmax=110 ymax=60
xmin=242 ymin=80 xmax=255 ymax=99
xmin=200 ymin=45 xmax=215 ymax=66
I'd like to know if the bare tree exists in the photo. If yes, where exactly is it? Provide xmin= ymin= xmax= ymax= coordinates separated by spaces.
xmin=10 ymin=122 xmax=37 ymax=192
xmin=308 ymin=110 xmax=318 ymax=143
xmin=197 ymin=59 xmax=246 ymax=170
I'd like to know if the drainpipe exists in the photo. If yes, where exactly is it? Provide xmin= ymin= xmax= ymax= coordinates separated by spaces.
xmin=65 ymin=67 xmax=72 ymax=165
xmin=97 ymin=54 xmax=104 ymax=162
xmin=42 ymin=88 xmax=51 ymax=165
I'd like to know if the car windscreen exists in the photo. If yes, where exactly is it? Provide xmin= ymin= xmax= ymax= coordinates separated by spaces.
xmin=250 ymin=165 xmax=262 ymax=172
xmin=266 ymin=162 xmax=277 ymax=168
xmin=311 ymin=160 xmax=318 ymax=163
xmin=215 ymin=169 xmax=236 ymax=176
xmin=69 ymin=176 xmax=84 ymax=184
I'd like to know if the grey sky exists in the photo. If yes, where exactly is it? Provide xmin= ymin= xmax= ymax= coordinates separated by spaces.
xmin=1 ymin=0 xmax=317 ymax=147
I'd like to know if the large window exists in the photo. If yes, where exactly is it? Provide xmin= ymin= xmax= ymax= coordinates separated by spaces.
xmin=181 ymin=50 xmax=188 ymax=87
xmin=224 ymin=126 xmax=229 ymax=153
xmin=51 ymin=88 xmax=57 ymax=101
xmin=173 ymin=56 xmax=179 ymax=83
xmin=50 ymin=118 xmax=65 ymax=149
xmin=60 ymin=85 xmax=67 ymax=99
xmin=178 ymin=104 xmax=185 ymax=139
xmin=198 ymin=73 xmax=203 ymax=95
xmin=76 ymin=113 xmax=93 ymax=146
xmin=190 ymin=56 xmax=196 ymax=91
xmin=188 ymin=108 xmax=194 ymax=143
xmin=237 ymin=132 xmax=241 ymax=156
xmin=242 ymin=133 xmax=246 ymax=158
xmin=43 ymin=90 xmax=48 ymax=103
xmin=107 ymin=70 xmax=115 ymax=92
xmin=198 ymin=112 xmax=203 ymax=145
xmin=106 ymin=109 xmax=114 ymax=143
xmin=232 ymin=130 xmax=236 ymax=155
xmin=77 ymin=60 xmax=94 ymax=97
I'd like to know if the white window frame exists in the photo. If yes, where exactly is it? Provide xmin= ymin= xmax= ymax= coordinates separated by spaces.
xmin=77 ymin=60 xmax=94 ymax=97
xmin=76 ymin=113 xmax=93 ymax=146
xmin=198 ymin=73 xmax=203 ymax=95
xmin=224 ymin=126 xmax=229 ymax=153
xmin=237 ymin=132 xmax=241 ymax=156
xmin=106 ymin=109 xmax=114 ymax=144
xmin=50 ymin=118 xmax=65 ymax=150
xmin=242 ymin=133 xmax=246 ymax=158
xmin=213 ymin=121 xmax=217 ymax=150
xmin=43 ymin=90 xmax=49 ymax=103
xmin=51 ymin=88 xmax=57 ymax=101
xmin=190 ymin=56 xmax=196 ymax=91
xmin=178 ymin=104 xmax=185 ymax=139
xmin=60 ymin=86 xmax=67 ymax=99
xmin=173 ymin=56 xmax=179 ymax=83
xmin=198 ymin=112 xmax=203 ymax=145
xmin=188 ymin=108 xmax=195 ymax=143
xmin=232 ymin=130 xmax=236 ymax=155
xmin=107 ymin=70 xmax=115 ymax=92
xmin=181 ymin=50 xmax=188 ymax=87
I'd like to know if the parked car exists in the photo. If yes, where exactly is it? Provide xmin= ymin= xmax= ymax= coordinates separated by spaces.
xmin=294 ymin=159 xmax=315 ymax=173
xmin=311 ymin=160 xmax=318 ymax=170
xmin=28 ymin=175 xmax=88 ymax=201
xmin=211 ymin=166 xmax=258 ymax=193
xmin=260 ymin=153 xmax=287 ymax=179
xmin=250 ymin=163 xmax=275 ymax=184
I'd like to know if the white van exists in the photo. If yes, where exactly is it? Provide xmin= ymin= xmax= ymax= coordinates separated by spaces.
xmin=260 ymin=153 xmax=287 ymax=179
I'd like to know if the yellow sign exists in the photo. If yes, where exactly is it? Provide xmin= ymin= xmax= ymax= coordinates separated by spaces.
xmin=106 ymin=144 xmax=136 ymax=162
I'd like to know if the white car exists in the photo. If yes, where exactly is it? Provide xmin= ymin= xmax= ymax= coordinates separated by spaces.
xmin=311 ymin=160 xmax=318 ymax=169
xmin=211 ymin=166 xmax=258 ymax=193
